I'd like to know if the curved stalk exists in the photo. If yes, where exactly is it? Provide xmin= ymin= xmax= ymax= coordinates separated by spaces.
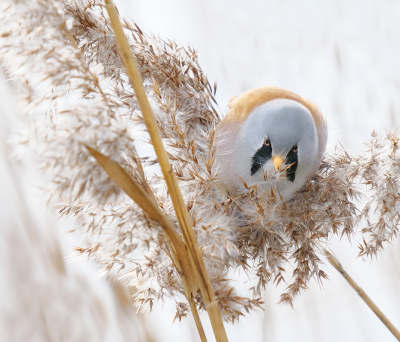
xmin=325 ymin=250 xmax=400 ymax=341
xmin=103 ymin=1 xmax=228 ymax=341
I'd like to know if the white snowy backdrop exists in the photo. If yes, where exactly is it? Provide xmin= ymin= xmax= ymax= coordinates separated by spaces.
xmin=1 ymin=0 xmax=400 ymax=341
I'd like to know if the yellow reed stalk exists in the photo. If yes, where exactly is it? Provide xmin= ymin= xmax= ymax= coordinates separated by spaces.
xmin=324 ymin=250 xmax=400 ymax=341
xmin=103 ymin=1 xmax=228 ymax=341
xmin=86 ymin=146 xmax=207 ymax=342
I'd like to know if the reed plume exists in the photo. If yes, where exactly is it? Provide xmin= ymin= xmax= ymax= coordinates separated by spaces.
xmin=1 ymin=0 xmax=400 ymax=329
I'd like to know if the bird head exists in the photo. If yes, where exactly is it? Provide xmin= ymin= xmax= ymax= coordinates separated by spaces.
xmin=214 ymin=87 xmax=327 ymax=200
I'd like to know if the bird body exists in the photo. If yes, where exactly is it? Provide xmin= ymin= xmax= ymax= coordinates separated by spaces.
xmin=214 ymin=86 xmax=327 ymax=200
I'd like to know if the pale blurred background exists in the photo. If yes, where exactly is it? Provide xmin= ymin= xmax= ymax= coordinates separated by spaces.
xmin=1 ymin=0 xmax=400 ymax=341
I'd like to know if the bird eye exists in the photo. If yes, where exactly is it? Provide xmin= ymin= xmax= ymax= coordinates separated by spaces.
xmin=264 ymin=138 xmax=270 ymax=147
xmin=292 ymin=145 xmax=298 ymax=153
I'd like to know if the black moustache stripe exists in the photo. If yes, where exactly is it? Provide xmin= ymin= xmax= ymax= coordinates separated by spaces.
xmin=250 ymin=143 xmax=272 ymax=176
xmin=285 ymin=146 xmax=298 ymax=182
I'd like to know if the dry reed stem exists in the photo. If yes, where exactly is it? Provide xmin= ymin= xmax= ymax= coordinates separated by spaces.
xmin=324 ymin=250 xmax=400 ymax=341
xmin=103 ymin=1 xmax=228 ymax=340
xmin=86 ymin=146 xmax=207 ymax=341
xmin=187 ymin=298 xmax=207 ymax=342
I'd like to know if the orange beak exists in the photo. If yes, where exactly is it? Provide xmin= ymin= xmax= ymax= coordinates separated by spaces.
xmin=272 ymin=155 xmax=284 ymax=171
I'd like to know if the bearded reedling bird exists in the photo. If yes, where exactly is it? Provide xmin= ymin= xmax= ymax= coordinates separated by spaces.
xmin=214 ymin=86 xmax=327 ymax=200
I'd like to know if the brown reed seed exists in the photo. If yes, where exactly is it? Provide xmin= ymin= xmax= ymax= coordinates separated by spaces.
xmin=325 ymin=250 xmax=400 ymax=341
xmin=103 ymin=1 xmax=228 ymax=341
